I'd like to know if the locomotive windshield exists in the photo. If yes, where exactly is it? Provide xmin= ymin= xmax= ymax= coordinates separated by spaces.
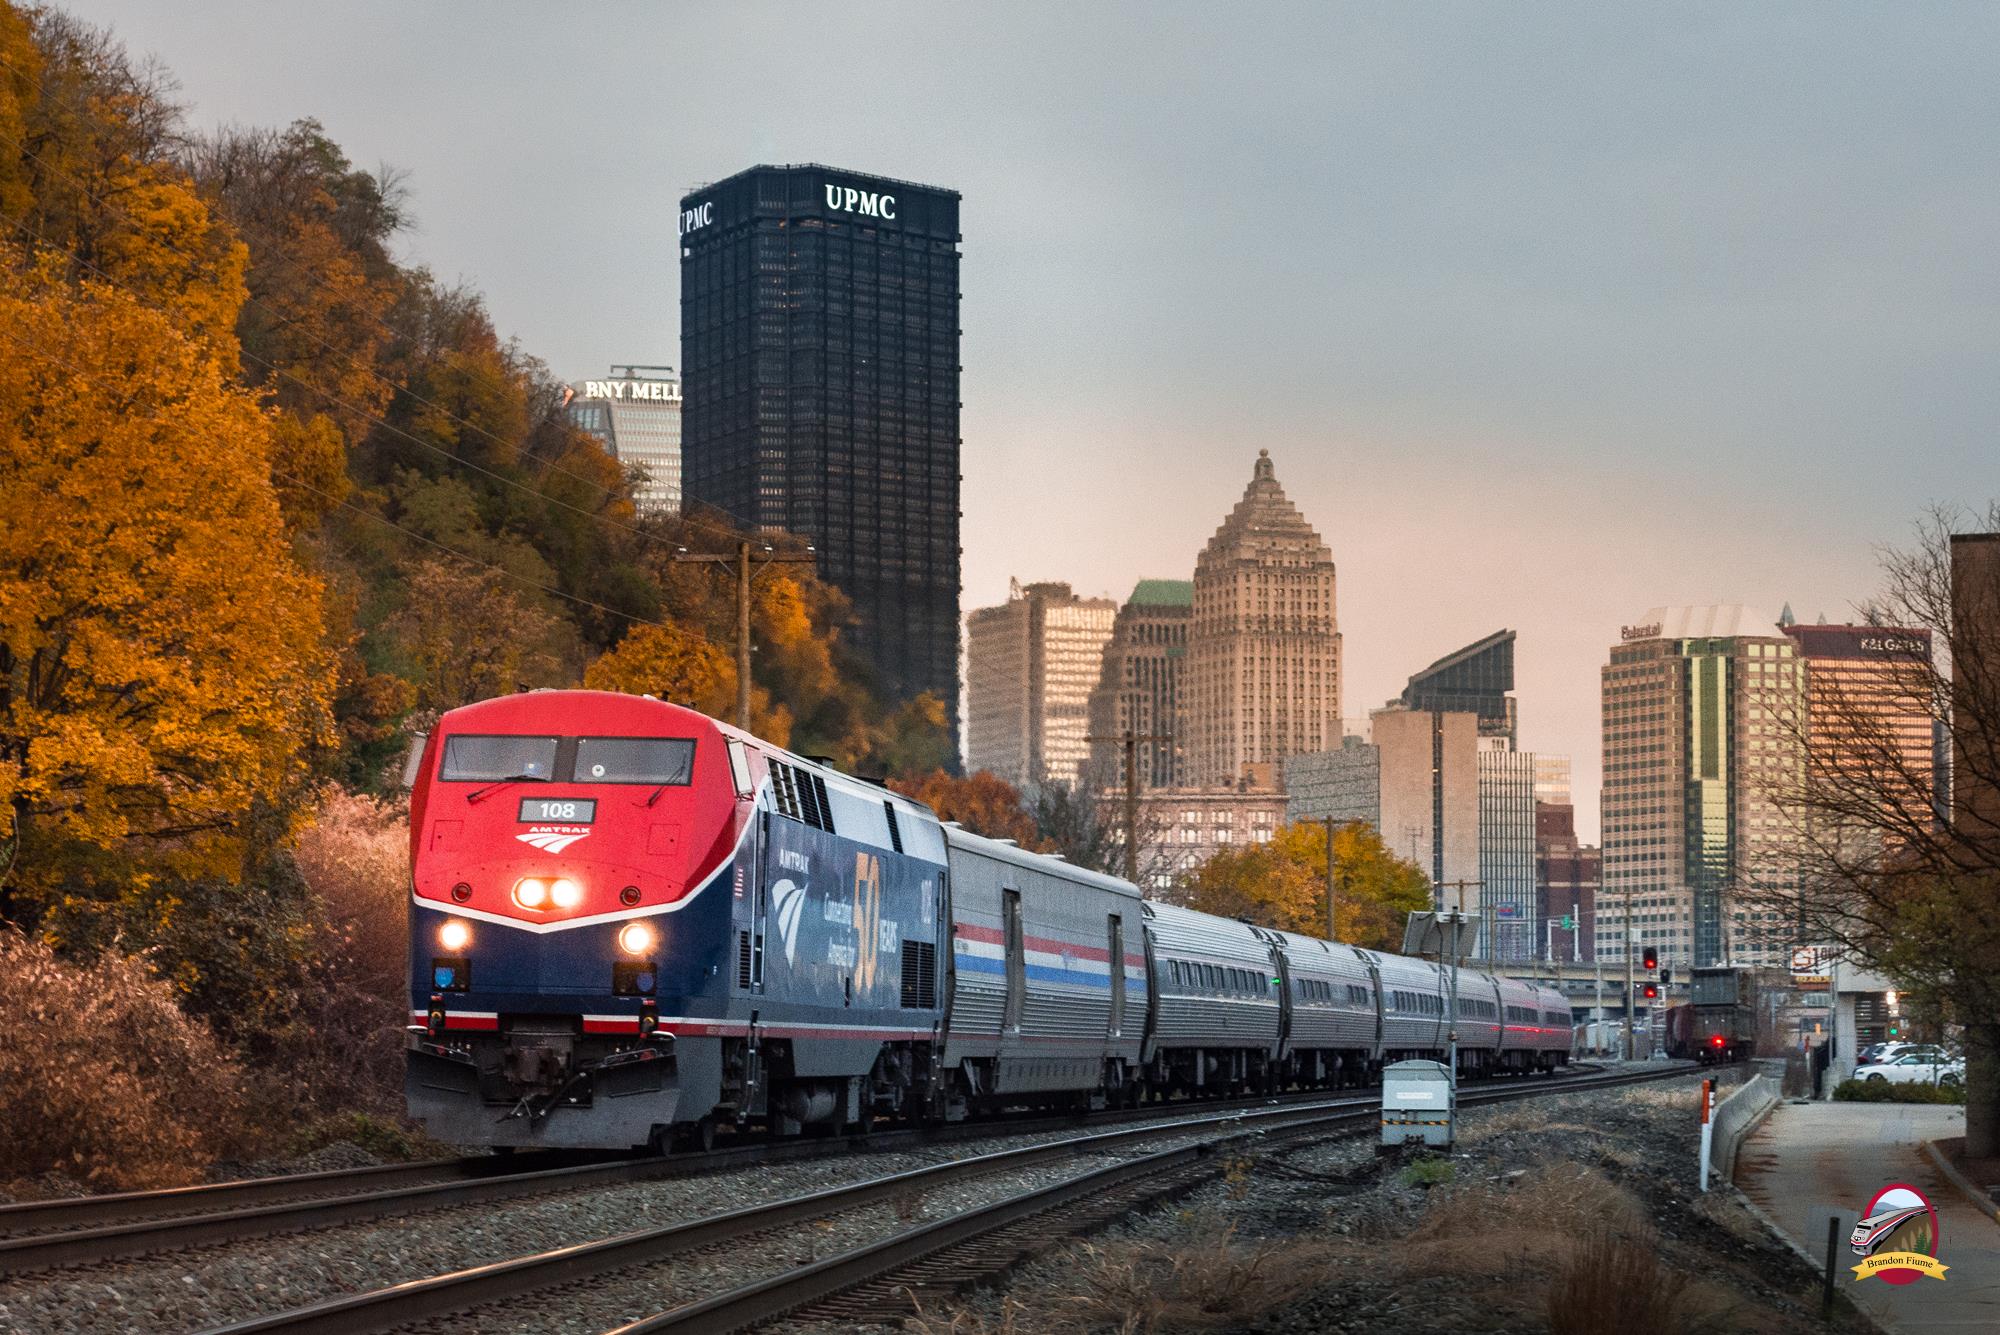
xmin=574 ymin=737 xmax=696 ymax=785
xmin=439 ymin=734 xmax=559 ymax=782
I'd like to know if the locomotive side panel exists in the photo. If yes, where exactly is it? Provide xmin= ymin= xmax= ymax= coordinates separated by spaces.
xmin=753 ymin=813 xmax=943 ymax=1079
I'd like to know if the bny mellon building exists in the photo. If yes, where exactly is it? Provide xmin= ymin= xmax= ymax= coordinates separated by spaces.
xmin=1181 ymin=450 xmax=1342 ymax=786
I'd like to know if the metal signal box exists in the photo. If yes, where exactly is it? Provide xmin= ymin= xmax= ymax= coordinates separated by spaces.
xmin=1381 ymin=1059 xmax=1455 ymax=1148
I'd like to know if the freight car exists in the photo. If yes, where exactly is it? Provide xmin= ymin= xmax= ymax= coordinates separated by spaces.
xmin=403 ymin=691 xmax=1572 ymax=1150
xmin=1688 ymin=966 xmax=1758 ymax=1062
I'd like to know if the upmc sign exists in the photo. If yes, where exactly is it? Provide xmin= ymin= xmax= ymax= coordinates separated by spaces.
xmin=679 ymin=201 xmax=714 ymax=236
xmin=823 ymin=183 xmax=896 ymax=220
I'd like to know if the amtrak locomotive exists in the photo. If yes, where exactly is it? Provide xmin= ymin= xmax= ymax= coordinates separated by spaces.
xmin=405 ymin=691 xmax=1572 ymax=1150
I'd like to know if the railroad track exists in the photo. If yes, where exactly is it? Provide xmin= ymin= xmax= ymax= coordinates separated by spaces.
xmin=192 ymin=1062 xmax=1695 ymax=1335
xmin=0 ymin=1079 xmax=1425 ymax=1278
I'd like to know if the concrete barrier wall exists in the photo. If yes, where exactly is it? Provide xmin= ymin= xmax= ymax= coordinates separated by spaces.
xmin=1712 ymin=1074 xmax=1779 ymax=1183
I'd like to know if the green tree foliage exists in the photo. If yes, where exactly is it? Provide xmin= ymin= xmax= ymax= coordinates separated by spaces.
xmin=1175 ymin=821 xmax=1432 ymax=951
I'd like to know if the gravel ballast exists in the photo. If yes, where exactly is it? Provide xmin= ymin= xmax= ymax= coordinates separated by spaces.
xmin=780 ymin=1071 xmax=1881 ymax=1335
xmin=0 ymin=1099 xmax=1337 ymax=1335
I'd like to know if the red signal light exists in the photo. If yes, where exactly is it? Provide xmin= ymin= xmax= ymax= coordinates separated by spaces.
xmin=1642 ymin=947 xmax=1658 ymax=970
xmin=1643 ymin=983 xmax=1659 ymax=999
xmin=1711 ymin=1034 xmax=1725 ymax=1048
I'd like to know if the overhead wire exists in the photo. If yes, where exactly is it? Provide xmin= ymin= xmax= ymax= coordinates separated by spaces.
xmin=0 ymin=317 xmax=678 ymax=636
xmin=0 ymin=54 xmax=756 ymax=552
xmin=2 ymin=201 xmax=721 ymax=562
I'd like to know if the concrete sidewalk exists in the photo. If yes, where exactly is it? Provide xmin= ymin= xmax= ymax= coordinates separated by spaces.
xmin=1736 ymin=1101 xmax=2000 ymax=1331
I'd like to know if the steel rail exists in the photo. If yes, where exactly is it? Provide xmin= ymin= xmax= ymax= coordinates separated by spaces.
xmin=191 ymin=1092 xmax=1393 ymax=1335
xmin=0 ymin=1077 xmax=1444 ymax=1277
xmin=0 ymin=1156 xmax=553 ymax=1240
xmin=608 ymin=1063 xmax=1698 ymax=1335
xmin=193 ymin=1064 xmax=1689 ymax=1335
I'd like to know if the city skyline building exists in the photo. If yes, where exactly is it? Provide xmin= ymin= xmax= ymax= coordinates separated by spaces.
xmin=1478 ymin=738 xmax=1539 ymax=960
xmin=1536 ymin=801 xmax=1600 ymax=964
xmin=1181 ymin=450 xmax=1342 ymax=787
xmin=1286 ymin=707 xmax=1480 ymax=917
xmin=1599 ymin=605 xmax=1803 ymax=969
xmin=564 ymin=366 xmax=683 ymax=514
xmin=678 ymin=164 xmax=963 ymax=741
xmin=964 ymin=580 xmax=1118 ymax=789
xmin=1122 ymin=766 xmax=1286 ymax=891
xmin=1401 ymin=629 xmax=1518 ymax=742
xmin=1533 ymin=754 xmax=1573 ymax=807
xmin=1085 ymin=579 xmax=1192 ymax=791
xmin=1781 ymin=621 xmax=1936 ymax=829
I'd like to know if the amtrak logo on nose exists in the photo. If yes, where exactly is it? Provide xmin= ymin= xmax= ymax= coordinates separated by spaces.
xmin=517 ymin=828 xmax=590 ymax=854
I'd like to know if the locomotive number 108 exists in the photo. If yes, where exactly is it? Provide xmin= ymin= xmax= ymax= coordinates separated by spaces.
xmin=519 ymin=797 xmax=597 ymax=823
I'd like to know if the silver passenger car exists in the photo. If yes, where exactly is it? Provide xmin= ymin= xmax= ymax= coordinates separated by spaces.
xmin=1262 ymin=929 xmax=1380 ymax=1081
xmin=939 ymin=828 xmax=1146 ymax=1102
xmin=1367 ymin=949 xmax=1450 ymax=1059
xmin=1142 ymin=902 xmax=1282 ymax=1092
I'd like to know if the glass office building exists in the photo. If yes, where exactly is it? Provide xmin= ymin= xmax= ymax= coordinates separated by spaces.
xmin=1401 ymin=629 xmax=1517 ymax=741
xmin=1599 ymin=606 xmax=1802 ymax=969
xmin=564 ymin=366 xmax=682 ymax=514
xmin=678 ymin=165 xmax=962 ymax=738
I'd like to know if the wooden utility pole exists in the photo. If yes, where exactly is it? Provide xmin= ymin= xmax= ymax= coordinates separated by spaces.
xmin=671 ymin=539 xmax=815 ymax=731
xmin=1322 ymin=815 xmax=1340 ymax=942
xmin=1084 ymin=728 xmax=1171 ymax=885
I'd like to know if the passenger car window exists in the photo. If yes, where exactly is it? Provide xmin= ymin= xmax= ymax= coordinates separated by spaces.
xmin=439 ymin=734 xmax=559 ymax=782
xmin=575 ymin=737 xmax=696 ymax=785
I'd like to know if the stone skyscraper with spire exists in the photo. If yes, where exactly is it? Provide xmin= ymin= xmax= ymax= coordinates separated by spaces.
xmin=1181 ymin=450 xmax=1343 ymax=787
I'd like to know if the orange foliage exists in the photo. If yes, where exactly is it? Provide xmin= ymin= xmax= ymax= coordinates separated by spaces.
xmin=0 ymin=930 xmax=247 ymax=1190
xmin=0 ymin=262 xmax=334 ymax=888
xmin=584 ymin=622 xmax=794 ymax=747
xmin=889 ymin=769 xmax=1041 ymax=847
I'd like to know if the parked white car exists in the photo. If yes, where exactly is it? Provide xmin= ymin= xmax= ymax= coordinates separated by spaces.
xmin=1856 ymin=1052 xmax=1964 ymax=1086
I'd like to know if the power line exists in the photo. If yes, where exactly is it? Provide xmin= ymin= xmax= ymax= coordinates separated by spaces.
xmin=0 ymin=73 xmax=753 ymax=553
xmin=2 ymin=204 xmax=724 ymax=562
xmin=0 ymin=54 xmax=651 ymax=502
xmin=0 ymin=318 xmax=677 ymax=636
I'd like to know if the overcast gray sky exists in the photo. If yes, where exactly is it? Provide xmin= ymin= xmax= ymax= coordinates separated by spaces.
xmin=74 ymin=1 xmax=2000 ymax=839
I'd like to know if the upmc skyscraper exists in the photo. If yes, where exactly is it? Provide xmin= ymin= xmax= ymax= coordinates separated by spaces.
xmin=678 ymin=165 xmax=962 ymax=739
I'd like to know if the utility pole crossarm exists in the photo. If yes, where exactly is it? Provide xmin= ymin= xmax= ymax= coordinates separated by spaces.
xmin=670 ymin=539 xmax=815 ymax=731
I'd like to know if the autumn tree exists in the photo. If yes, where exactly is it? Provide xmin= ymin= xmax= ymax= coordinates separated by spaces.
xmin=0 ymin=264 xmax=334 ymax=918
xmin=378 ymin=557 xmax=573 ymax=717
xmin=1028 ymin=780 xmax=1121 ymax=875
xmin=583 ymin=621 xmax=794 ymax=748
xmin=889 ymin=770 xmax=1041 ymax=847
xmin=1174 ymin=821 xmax=1431 ymax=952
xmin=1743 ymin=506 xmax=2000 ymax=1155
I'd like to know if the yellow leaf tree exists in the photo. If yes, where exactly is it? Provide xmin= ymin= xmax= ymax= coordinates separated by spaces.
xmin=1176 ymin=820 xmax=1431 ymax=951
xmin=0 ymin=264 xmax=335 ymax=915
xmin=584 ymin=622 xmax=794 ymax=748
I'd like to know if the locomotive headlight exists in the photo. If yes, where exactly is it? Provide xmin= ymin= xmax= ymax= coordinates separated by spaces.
xmin=438 ymin=919 xmax=472 ymax=952
xmin=618 ymin=921 xmax=657 ymax=957
xmin=551 ymin=878 xmax=584 ymax=910
xmin=513 ymin=878 xmax=549 ymax=909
